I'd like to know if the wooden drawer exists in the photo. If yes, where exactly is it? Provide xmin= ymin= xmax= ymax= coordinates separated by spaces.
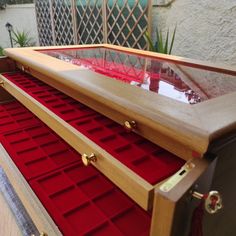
xmin=0 ymin=73 xmax=185 ymax=210
xmin=0 ymin=144 xmax=213 ymax=236
xmin=0 ymin=98 xmax=151 ymax=235
xmin=0 ymin=100 xmax=213 ymax=236
xmin=0 ymin=144 xmax=62 ymax=236
xmin=0 ymin=145 xmax=151 ymax=236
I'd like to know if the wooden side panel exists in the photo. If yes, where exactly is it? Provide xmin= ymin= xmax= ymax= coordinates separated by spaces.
xmin=150 ymin=193 xmax=176 ymax=236
xmin=150 ymin=158 xmax=212 ymax=236
xmin=204 ymin=138 xmax=236 ymax=235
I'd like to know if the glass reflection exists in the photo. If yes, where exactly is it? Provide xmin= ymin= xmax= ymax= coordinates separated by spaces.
xmin=39 ymin=47 xmax=235 ymax=104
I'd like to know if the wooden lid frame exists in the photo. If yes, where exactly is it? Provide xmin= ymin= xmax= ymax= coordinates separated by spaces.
xmin=4 ymin=44 xmax=236 ymax=160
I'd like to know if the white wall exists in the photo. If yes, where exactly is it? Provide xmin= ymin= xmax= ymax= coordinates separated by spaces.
xmin=152 ymin=0 xmax=236 ymax=65
xmin=0 ymin=4 xmax=38 ymax=49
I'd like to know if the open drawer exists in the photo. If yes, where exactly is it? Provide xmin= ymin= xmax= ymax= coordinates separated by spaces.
xmin=0 ymin=143 xmax=151 ymax=236
xmin=0 ymin=71 xmax=185 ymax=210
xmin=0 ymin=100 xmax=213 ymax=236
xmin=0 ymin=99 xmax=152 ymax=236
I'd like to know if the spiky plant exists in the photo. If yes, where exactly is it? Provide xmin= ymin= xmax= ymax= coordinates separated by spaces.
xmin=12 ymin=30 xmax=35 ymax=47
xmin=145 ymin=26 xmax=177 ymax=54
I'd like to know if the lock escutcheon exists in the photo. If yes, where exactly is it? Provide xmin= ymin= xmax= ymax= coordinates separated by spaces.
xmin=205 ymin=191 xmax=223 ymax=214
xmin=192 ymin=190 xmax=223 ymax=214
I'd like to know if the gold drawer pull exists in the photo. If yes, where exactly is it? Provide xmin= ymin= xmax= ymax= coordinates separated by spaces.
xmin=124 ymin=120 xmax=136 ymax=132
xmin=192 ymin=190 xmax=223 ymax=214
xmin=31 ymin=232 xmax=47 ymax=236
xmin=21 ymin=65 xmax=30 ymax=73
xmin=82 ymin=153 xmax=97 ymax=166
xmin=40 ymin=233 xmax=48 ymax=236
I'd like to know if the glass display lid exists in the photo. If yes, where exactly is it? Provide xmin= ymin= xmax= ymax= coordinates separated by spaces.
xmin=39 ymin=47 xmax=236 ymax=105
xmin=3 ymin=44 xmax=236 ymax=160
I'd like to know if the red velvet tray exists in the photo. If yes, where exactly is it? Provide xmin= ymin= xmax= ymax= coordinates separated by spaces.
xmin=0 ymin=123 xmax=80 ymax=180
xmin=69 ymin=114 xmax=183 ymax=184
xmin=0 ymin=100 xmax=41 ymax=133
xmin=30 ymin=162 xmax=151 ymax=236
xmin=0 ymin=101 xmax=151 ymax=236
xmin=2 ymin=71 xmax=185 ymax=184
xmin=3 ymin=72 xmax=96 ymax=121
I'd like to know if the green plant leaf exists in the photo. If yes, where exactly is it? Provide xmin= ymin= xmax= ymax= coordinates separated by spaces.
xmin=159 ymin=29 xmax=164 ymax=53
xmin=144 ymin=31 xmax=155 ymax=52
xmin=164 ymin=29 xmax=169 ymax=54
xmin=12 ymin=30 xmax=35 ymax=47
xmin=169 ymin=25 xmax=177 ymax=54
xmin=146 ymin=24 xmax=177 ymax=55
xmin=156 ymin=27 xmax=160 ymax=52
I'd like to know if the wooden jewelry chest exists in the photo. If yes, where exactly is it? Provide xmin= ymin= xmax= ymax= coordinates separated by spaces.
xmin=0 ymin=44 xmax=236 ymax=236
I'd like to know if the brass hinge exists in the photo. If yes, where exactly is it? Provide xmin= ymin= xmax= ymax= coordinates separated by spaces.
xmin=160 ymin=161 xmax=195 ymax=192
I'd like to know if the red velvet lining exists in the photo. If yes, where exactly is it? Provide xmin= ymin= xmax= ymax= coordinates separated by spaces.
xmin=2 ymin=71 xmax=185 ymax=184
xmin=29 ymin=162 xmax=151 ymax=236
xmin=0 ymin=100 xmax=151 ymax=235
xmin=0 ymin=123 xmax=80 ymax=180
xmin=0 ymin=100 xmax=41 ymax=133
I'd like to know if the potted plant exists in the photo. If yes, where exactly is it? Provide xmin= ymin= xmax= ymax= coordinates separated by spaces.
xmin=0 ymin=46 xmax=4 ymax=57
xmin=12 ymin=30 xmax=35 ymax=47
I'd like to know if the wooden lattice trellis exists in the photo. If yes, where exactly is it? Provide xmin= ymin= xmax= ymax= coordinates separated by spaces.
xmin=52 ymin=0 xmax=74 ymax=45
xmin=106 ymin=0 xmax=150 ymax=49
xmin=35 ymin=0 xmax=152 ymax=49
xmin=35 ymin=0 xmax=54 ymax=46
xmin=75 ymin=0 xmax=104 ymax=44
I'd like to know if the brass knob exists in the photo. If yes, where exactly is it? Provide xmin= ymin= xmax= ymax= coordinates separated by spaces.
xmin=40 ymin=233 xmax=48 ymax=236
xmin=31 ymin=232 xmax=47 ymax=236
xmin=124 ymin=120 xmax=136 ymax=132
xmin=192 ymin=190 xmax=223 ymax=214
xmin=0 ymin=81 xmax=4 ymax=86
xmin=82 ymin=153 xmax=97 ymax=166
xmin=21 ymin=65 xmax=30 ymax=73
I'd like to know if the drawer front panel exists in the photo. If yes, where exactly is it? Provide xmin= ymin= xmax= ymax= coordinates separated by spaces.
xmin=2 ymin=71 xmax=184 ymax=184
